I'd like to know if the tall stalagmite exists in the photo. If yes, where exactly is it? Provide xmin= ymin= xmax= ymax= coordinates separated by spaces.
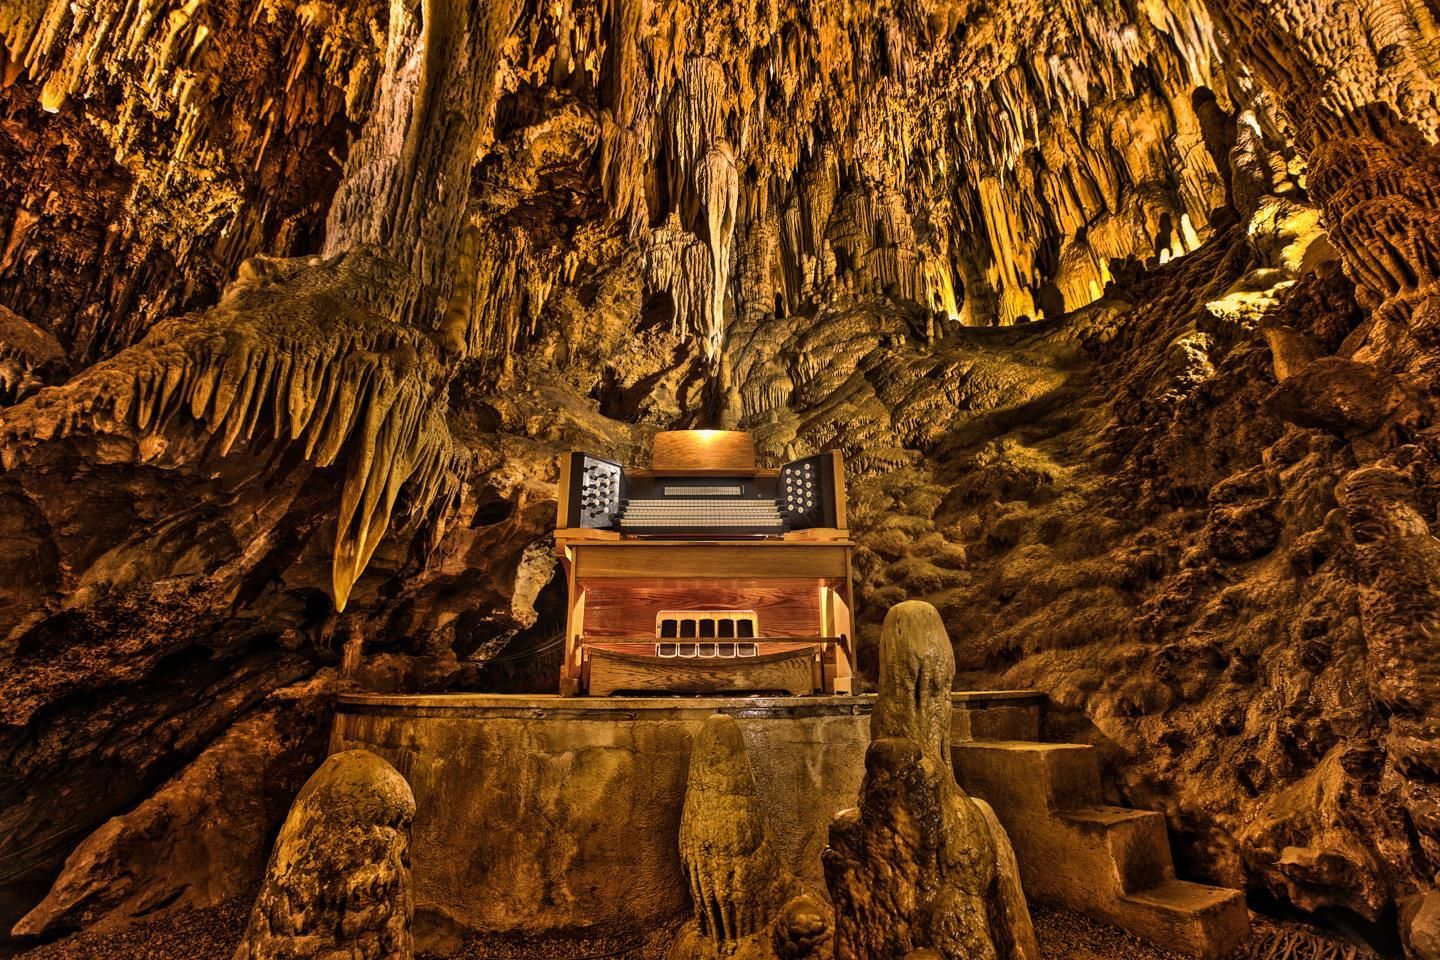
xmin=824 ymin=601 xmax=1038 ymax=960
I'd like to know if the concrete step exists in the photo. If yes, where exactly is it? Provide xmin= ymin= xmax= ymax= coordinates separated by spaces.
xmin=1119 ymin=880 xmax=1251 ymax=959
xmin=952 ymin=740 xmax=1250 ymax=958
xmin=950 ymin=691 xmax=1043 ymax=742
xmin=1058 ymin=806 xmax=1174 ymax=894
xmin=952 ymin=740 xmax=1101 ymax=812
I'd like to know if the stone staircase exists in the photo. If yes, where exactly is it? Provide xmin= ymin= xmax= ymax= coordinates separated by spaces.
xmin=949 ymin=697 xmax=1250 ymax=959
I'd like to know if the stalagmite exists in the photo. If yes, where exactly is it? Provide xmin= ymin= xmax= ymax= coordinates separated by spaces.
xmin=671 ymin=714 xmax=833 ymax=960
xmin=825 ymin=601 xmax=1038 ymax=960
xmin=233 ymin=750 xmax=415 ymax=960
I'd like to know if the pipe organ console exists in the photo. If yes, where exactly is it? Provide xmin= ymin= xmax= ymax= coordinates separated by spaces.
xmin=553 ymin=430 xmax=855 ymax=696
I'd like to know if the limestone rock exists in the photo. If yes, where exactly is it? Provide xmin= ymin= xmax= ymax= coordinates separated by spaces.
xmin=12 ymin=683 xmax=330 ymax=937
xmin=824 ymin=601 xmax=1038 ymax=960
xmin=0 ymin=304 xmax=64 ymax=403
xmin=1337 ymin=466 xmax=1440 ymax=866
xmin=233 ymin=749 xmax=415 ymax=960
xmin=677 ymin=715 xmax=793 ymax=944
xmin=2 ymin=0 xmax=1440 ymax=946
xmin=1406 ymin=888 xmax=1440 ymax=960
xmin=1266 ymin=357 xmax=1404 ymax=437
xmin=671 ymin=714 xmax=833 ymax=960
xmin=769 ymin=893 xmax=833 ymax=960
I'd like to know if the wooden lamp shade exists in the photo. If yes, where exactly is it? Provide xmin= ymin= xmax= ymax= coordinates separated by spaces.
xmin=650 ymin=430 xmax=757 ymax=473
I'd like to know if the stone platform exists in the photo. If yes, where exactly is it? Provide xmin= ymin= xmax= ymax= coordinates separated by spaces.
xmin=330 ymin=690 xmax=1041 ymax=942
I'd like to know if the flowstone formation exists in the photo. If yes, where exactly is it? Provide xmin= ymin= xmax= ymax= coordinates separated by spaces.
xmin=801 ymin=2 xmax=1440 ymax=952
xmin=824 ymin=601 xmax=1038 ymax=960
xmin=1 ymin=0 xmax=1440 ymax=951
xmin=671 ymin=714 xmax=833 ymax=960
xmin=233 ymin=749 xmax=415 ymax=960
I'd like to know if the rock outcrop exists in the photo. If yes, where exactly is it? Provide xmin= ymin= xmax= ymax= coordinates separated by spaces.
xmin=233 ymin=749 xmax=415 ymax=960
xmin=824 ymin=600 xmax=1038 ymax=960
xmin=11 ymin=679 xmax=331 ymax=938
xmin=670 ymin=713 xmax=833 ymax=960
xmin=2 ymin=0 xmax=1440 ymax=950
xmin=0 ymin=305 xmax=63 ymax=404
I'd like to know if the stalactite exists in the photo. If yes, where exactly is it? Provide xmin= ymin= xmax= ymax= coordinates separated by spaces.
xmin=644 ymin=213 xmax=715 ymax=345
xmin=0 ymin=303 xmax=64 ymax=403
xmin=697 ymin=139 xmax=738 ymax=360
xmin=2 ymin=0 xmax=523 ymax=611
xmin=0 ymin=0 xmax=383 ymax=355
xmin=326 ymin=0 xmax=523 ymax=328
xmin=0 ymin=248 xmax=467 ymax=611
xmin=457 ymin=222 xmax=568 ymax=375
xmin=7 ymin=0 xmax=1440 ymax=949
xmin=580 ymin=0 xmax=1238 ymax=356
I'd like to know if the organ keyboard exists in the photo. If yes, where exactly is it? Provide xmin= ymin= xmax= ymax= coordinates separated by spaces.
xmin=616 ymin=498 xmax=786 ymax=533
xmin=553 ymin=430 xmax=854 ymax=696
xmin=561 ymin=449 xmax=842 ymax=536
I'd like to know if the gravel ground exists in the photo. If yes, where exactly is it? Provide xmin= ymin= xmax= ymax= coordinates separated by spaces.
xmin=419 ymin=926 xmax=678 ymax=960
xmin=1031 ymin=904 xmax=1192 ymax=959
xmin=4 ymin=899 xmax=1376 ymax=960
xmin=4 ymin=898 xmax=250 ymax=960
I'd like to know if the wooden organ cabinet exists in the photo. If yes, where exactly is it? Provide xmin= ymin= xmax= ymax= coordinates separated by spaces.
xmin=553 ymin=430 xmax=856 ymax=696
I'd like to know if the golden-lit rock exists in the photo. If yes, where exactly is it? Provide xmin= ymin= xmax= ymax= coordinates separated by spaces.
xmin=233 ymin=749 xmax=415 ymax=960
xmin=11 ymin=679 xmax=332 ymax=938
xmin=2 ymin=0 xmax=1440 ymax=951
xmin=670 ymin=713 xmax=834 ymax=960
xmin=0 ymin=303 xmax=63 ymax=402
xmin=824 ymin=601 xmax=1038 ymax=960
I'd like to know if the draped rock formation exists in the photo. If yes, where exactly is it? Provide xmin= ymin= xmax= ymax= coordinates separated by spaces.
xmin=670 ymin=713 xmax=833 ymax=960
xmin=3 ymin=0 xmax=1440 ymax=953
xmin=824 ymin=600 xmax=1038 ymax=960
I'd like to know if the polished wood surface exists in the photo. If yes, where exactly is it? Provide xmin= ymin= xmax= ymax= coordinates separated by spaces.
xmin=573 ymin=542 xmax=850 ymax=579
xmin=650 ymin=430 xmax=757 ymax=472
xmin=580 ymin=579 xmax=826 ymax=638
xmin=587 ymin=645 xmax=814 ymax=696
xmin=556 ymin=453 xmax=574 ymax=529
xmin=553 ymin=435 xmax=856 ymax=695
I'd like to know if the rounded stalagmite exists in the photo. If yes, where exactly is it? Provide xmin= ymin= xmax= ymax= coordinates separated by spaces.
xmin=824 ymin=600 xmax=1039 ymax=960
xmin=233 ymin=749 xmax=416 ymax=960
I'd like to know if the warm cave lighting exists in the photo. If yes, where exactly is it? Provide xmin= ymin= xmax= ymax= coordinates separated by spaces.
xmin=1 ymin=0 xmax=1429 ymax=957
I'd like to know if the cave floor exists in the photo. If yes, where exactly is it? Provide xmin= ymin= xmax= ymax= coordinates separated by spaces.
xmin=6 ymin=899 xmax=1237 ymax=960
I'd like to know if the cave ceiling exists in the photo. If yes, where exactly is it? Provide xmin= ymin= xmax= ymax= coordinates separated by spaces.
xmin=2 ymin=0 xmax=1440 ymax=952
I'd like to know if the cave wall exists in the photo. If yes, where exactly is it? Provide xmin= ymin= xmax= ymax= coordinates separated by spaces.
xmin=2 ymin=0 xmax=1440 ymax=953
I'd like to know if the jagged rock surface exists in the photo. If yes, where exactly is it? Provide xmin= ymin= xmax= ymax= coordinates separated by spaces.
xmin=1 ymin=0 xmax=1440 ymax=953
xmin=11 ymin=675 xmax=333 ymax=939
xmin=232 ymin=749 xmax=415 ymax=960
xmin=824 ymin=600 xmax=1038 ymax=960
